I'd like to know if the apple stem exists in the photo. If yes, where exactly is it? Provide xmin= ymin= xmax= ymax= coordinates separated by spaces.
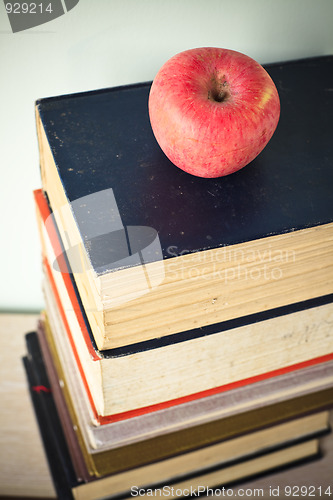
xmin=210 ymin=89 xmax=228 ymax=102
xmin=208 ymin=78 xmax=230 ymax=103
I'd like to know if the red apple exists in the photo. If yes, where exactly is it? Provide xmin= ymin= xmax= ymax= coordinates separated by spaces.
xmin=148 ymin=47 xmax=280 ymax=178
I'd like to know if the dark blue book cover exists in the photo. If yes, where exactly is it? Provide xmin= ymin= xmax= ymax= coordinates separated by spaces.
xmin=36 ymin=55 xmax=333 ymax=256
xmin=35 ymin=55 xmax=333 ymax=349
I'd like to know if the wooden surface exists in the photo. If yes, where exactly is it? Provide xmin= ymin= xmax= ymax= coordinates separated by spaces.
xmin=0 ymin=313 xmax=332 ymax=499
xmin=0 ymin=313 xmax=55 ymax=498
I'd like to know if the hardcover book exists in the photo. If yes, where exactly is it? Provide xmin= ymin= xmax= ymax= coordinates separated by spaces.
xmin=35 ymin=55 xmax=333 ymax=350
xmin=35 ymin=188 xmax=333 ymax=420
xmin=38 ymin=313 xmax=333 ymax=479
xmin=38 ymin=308 xmax=333 ymax=454
xmin=24 ymin=331 xmax=328 ymax=497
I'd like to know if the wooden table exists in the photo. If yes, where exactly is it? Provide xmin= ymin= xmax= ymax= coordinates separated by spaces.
xmin=0 ymin=313 xmax=55 ymax=498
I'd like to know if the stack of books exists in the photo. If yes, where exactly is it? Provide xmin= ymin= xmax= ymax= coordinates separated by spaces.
xmin=24 ymin=55 xmax=333 ymax=499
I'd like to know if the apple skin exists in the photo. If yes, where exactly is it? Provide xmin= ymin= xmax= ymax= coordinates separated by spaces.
xmin=148 ymin=47 xmax=280 ymax=178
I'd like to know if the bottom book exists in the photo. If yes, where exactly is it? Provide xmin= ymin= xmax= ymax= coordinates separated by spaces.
xmin=23 ymin=331 xmax=329 ymax=500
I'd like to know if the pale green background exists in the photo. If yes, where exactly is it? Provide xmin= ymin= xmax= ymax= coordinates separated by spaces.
xmin=0 ymin=0 xmax=332 ymax=310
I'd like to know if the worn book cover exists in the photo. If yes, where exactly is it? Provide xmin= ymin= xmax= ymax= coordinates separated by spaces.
xmin=35 ymin=55 xmax=333 ymax=349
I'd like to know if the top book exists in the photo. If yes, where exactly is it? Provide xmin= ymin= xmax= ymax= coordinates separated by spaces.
xmin=35 ymin=55 xmax=333 ymax=350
